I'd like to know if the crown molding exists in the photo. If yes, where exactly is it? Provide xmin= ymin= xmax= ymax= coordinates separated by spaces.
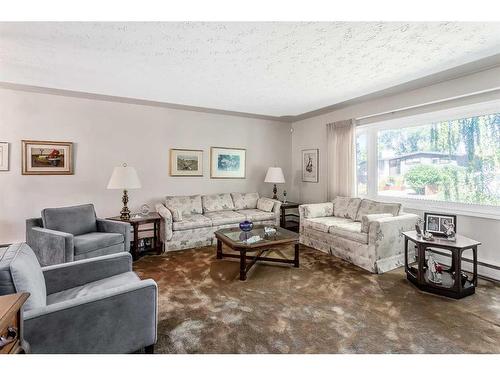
xmin=0 ymin=81 xmax=291 ymax=123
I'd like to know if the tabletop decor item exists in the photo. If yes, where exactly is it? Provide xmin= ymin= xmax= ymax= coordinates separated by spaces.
xmin=169 ymin=148 xmax=203 ymax=176
xmin=422 ymin=231 xmax=434 ymax=241
xmin=424 ymin=212 xmax=457 ymax=237
xmin=239 ymin=220 xmax=254 ymax=232
xmin=415 ymin=218 xmax=424 ymax=237
xmin=210 ymin=146 xmax=246 ymax=179
xmin=283 ymin=190 xmax=287 ymax=203
xmin=107 ymin=163 xmax=142 ymax=220
xmin=21 ymin=140 xmax=73 ymax=175
xmin=302 ymin=148 xmax=319 ymax=183
xmin=0 ymin=142 xmax=9 ymax=171
xmin=442 ymin=221 xmax=456 ymax=242
xmin=140 ymin=204 xmax=151 ymax=216
xmin=264 ymin=167 xmax=285 ymax=199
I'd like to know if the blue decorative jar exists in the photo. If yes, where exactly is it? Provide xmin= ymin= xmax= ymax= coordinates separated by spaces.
xmin=239 ymin=220 xmax=253 ymax=232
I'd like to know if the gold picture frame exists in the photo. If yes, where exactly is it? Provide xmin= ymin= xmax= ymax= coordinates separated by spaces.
xmin=22 ymin=140 xmax=74 ymax=175
xmin=210 ymin=147 xmax=246 ymax=179
xmin=169 ymin=148 xmax=203 ymax=177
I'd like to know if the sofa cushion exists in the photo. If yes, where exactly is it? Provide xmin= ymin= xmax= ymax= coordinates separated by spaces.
xmin=355 ymin=199 xmax=402 ymax=221
xmin=256 ymin=197 xmax=275 ymax=212
xmin=302 ymin=216 xmax=353 ymax=233
xmin=333 ymin=197 xmax=362 ymax=220
xmin=172 ymin=214 xmax=212 ymax=231
xmin=74 ymin=232 xmax=124 ymax=255
xmin=1 ymin=243 xmax=47 ymax=311
xmin=170 ymin=207 xmax=183 ymax=222
xmin=202 ymin=211 xmax=245 ymax=226
xmin=165 ymin=195 xmax=203 ymax=217
xmin=231 ymin=192 xmax=259 ymax=210
xmin=202 ymin=193 xmax=235 ymax=212
xmin=303 ymin=202 xmax=334 ymax=218
xmin=236 ymin=209 xmax=275 ymax=222
xmin=47 ymin=271 xmax=139 ymax=305
xmin=361 ymin=213 xmax=393 ymax=233
xmin=42 ymin=204 xmax=97 ymax=236
xmin=328 ymin=221 xmax=368 ymax=244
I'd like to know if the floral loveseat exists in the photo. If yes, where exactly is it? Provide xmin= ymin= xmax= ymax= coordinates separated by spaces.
xmin=299 ymin=197 xmax=418 ymax=274
xmin=156 ymin=193 xmax=282 ymax=252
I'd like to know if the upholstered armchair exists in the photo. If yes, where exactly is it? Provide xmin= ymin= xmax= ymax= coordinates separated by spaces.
xmin=26 ymin=204 xmax=131 ymax=267
xmin=0 ymin=243 xmax=157 ymax=354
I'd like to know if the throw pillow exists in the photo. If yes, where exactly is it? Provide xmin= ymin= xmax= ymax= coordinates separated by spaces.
xmin=361 ymin=213 xmax=393 ymax=233
xmin=168 ymin=207 xmax=183 ymax=222
xmin=257 ymin=197 xmax=275 ymax=212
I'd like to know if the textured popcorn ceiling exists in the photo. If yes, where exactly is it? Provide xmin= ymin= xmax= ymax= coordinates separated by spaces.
xmin=1 ymin=22 xmax=500 ymax=117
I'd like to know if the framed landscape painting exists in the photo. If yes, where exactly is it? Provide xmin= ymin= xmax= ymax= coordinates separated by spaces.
xmin=0 ymin=142 xmax=9 ymax=171
xmin=22 ymin=140 xmax=73 ymax=175
xmin=302 ymin=148 xmax=319 ymax=182
xmin=210 ymin=147 xmax=246 ymax=179
xmin=170 ymin=148 xmax=203 ymax=176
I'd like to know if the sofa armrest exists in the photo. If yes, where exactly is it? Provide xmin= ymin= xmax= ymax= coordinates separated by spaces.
xmin=270 ymin=199 xmax=282 ymax=226
xmin=368 ymin=213 xmax=419 ymax=260
xmin=24 ymin=279 xmax=157 ymax=353
xmin=42 ymin=252 xmax=133 ymax=295
xmin=96 ymin=218 xmax=131 ymax=252
xmin=156 ymin=203 xmax=173 ymax=241
xmin=26 ymin=226 xmax=74 ymax=267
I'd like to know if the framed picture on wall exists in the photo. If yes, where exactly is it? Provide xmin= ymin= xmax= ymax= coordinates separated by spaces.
xmin=0 ymin=142 xmax=9 ymax=171
xmin=302 ymin=148 xmax=319 ymax=183
xmin=22 ymin=140 xmax=73 ymax=175
xmin=169 ymin=148 xmax=203 ymax=176
xmin=210 ymin=147 xmax=246 ymax=179
xmin=424 ymin=212 xmax=457 ymax=237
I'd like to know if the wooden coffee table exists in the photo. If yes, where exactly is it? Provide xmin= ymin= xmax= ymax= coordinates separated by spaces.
xmin=214 ymin=225 xmax=300 ymax=281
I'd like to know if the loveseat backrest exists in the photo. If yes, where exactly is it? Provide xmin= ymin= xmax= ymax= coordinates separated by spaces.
xmin=41 ymin=204 xmax=97 ymax=236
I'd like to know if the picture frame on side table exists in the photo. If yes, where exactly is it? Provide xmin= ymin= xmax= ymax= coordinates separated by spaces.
xmin=169 ymin=148 xmax=203 ymax=176
xmin=302 ymin=148 xmax=319 ymax=183
xmin=210 ymin=147 xmax=246 ymax=179
xmin=0 ymin=142 xmax=9 ymax=171
xmin=424 ymin=212 xmax=457 ymax=237
xmin=22 ymin=140 xmax=73 ymax=175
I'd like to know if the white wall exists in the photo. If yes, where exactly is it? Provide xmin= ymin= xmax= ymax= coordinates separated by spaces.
xmin=290 ymin=66 xmax=500 ymax=280
xmin=0 ymin=88 xmax=292 ymax=244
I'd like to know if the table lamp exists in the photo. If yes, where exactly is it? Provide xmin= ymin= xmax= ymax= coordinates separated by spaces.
xmin=107 ymin=163 xmax=142 ymax=220
xmin=264 ymin=167 xmax=285 ymax=200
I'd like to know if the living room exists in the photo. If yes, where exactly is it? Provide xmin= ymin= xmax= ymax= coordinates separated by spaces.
xmin=1 ymin=1 xmax=499 ymax=373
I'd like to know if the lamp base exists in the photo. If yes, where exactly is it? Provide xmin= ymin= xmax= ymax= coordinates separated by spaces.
xmin=120 ymin=189 xmax=131 ymax=220
xmin=272 ymin=184 xmax=278 ymax=200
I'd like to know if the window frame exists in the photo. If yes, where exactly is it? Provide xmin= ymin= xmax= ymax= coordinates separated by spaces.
xmin=355 ymin=99 xmax=500 ymax=220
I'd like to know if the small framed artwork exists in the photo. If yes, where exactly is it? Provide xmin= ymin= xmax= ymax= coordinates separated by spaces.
xmin=210 ymin=147 xmax=246 ymax=179
xmin=302 ymin=149 xmax=319 ymax=183
xmin=0 ymin=142 xmax=9 ymax=171
xmin=424 ymin=212 xmax=457 ymax=237
xmin=22 ymin=140 xmax=73 ymax=175
xmin=169 ymin=148 xmax=203 ymax=176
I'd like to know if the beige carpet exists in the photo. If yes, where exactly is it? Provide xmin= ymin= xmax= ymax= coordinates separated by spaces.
xmin=133 ymin=245 xmax=500 ymax=354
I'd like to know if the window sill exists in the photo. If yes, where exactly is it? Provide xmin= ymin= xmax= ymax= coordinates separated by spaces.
xmin=369 ymin=195 xmax=500 ymax=221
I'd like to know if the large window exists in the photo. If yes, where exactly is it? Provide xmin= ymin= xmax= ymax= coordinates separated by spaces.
xmin=356 ymin=104 xmax=500 ymax=211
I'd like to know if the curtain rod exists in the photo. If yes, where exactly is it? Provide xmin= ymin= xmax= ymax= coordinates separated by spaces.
xmin=356 ymin=87 xmax=500 ymax=125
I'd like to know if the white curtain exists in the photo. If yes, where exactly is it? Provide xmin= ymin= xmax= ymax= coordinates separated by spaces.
xmin=326 ymin=119 xmax=356 ymax=200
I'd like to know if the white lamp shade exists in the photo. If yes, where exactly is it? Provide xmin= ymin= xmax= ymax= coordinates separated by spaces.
xmin=107 ymin=165 xmax=142 ymax=189
xmin=264 ymin=167 xmax=285 ymax=184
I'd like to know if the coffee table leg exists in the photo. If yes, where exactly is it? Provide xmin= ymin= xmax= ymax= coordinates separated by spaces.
xmin=294 ymin=243 xmax=300 ymax=268
xmin=240 ymin=250 xmax=247 ymax=281
xmin=216 ymin=239 xmax=222 ymax=259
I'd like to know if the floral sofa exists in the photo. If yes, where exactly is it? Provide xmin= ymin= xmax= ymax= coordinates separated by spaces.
xmin=156 ymin=193 xmax=282 ymax=252
xmin=299 ymin=197 xmax=418 ymax=274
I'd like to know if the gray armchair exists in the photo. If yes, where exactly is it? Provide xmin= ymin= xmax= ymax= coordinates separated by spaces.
xmin=26 ymin=204 xmax=131 ymax=266
xmin=0 ymin=243 xmax=157 ymax=353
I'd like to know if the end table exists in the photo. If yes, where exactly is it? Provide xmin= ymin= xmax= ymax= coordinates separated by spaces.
xmin=107 ymin=212 xmax=162 ymax=260
xmin=403 ymin=230 xmax=480 ymax=299
xmin=280 ymin=202 xmax=301 ymax=232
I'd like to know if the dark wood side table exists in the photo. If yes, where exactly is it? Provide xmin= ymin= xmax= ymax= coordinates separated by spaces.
xmin=107 ymin=213 xmax=162 ymax=261
xmin=403 ymin=230 xmax=480 ymax=299
xmin=280 ymin=201 xmax=300 ymax=232
xmin=1 ymin=293 xmax=30 ymax=354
